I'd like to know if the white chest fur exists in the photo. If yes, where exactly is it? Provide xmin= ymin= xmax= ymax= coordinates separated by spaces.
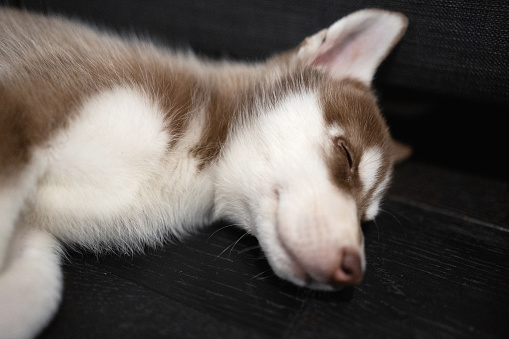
xmin=26 ymin=87 xmax=215 ymax=251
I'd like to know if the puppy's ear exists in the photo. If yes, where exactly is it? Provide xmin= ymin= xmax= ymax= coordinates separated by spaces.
xmin=296 ymin=9 xmax=408 ymax=84
xmin=391 ymin=139 xmax=412 ymax=163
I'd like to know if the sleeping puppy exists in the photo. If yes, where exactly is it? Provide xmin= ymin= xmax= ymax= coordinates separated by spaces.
xmin=0 ymin=7 xmax=408 ymax=338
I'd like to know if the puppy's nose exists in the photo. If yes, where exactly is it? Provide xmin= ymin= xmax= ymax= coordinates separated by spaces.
xmin=332 ymin=247 xmax=363 ymax=286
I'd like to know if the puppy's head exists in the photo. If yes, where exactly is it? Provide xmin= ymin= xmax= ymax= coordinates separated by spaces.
xmin=216 ymin=9 xmax=409 ymax=290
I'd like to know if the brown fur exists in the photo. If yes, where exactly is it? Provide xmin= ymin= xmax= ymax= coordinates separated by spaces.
xmin=0 ymin=8 xmax=313 ymax=174
xmin=321 ymin=79 xmax=393 ymax=218
xmin=191 ymin=68 xmax=326 ymax=169
xmin=0 ymin=7 xmax=397 ymax=210
xmin=0 ymin=8 xmax=200 ymax=174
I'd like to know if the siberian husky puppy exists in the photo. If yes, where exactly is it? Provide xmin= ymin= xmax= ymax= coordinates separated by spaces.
xmin=0 ymin=7 xmax=409 ymax=339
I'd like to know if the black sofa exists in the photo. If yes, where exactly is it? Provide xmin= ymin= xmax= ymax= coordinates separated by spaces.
xmin=1 ymin=1 xmax=508 ymax=338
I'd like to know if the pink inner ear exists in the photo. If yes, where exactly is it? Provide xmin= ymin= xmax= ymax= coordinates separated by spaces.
xmin=308 ymin=14 xmax=404 ymax=83
xmin=312 ymin=32 xmax=363 ymax=71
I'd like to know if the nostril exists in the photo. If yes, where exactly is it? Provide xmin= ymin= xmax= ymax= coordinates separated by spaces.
xmin=342 ymin=250 xmax=359 ymax=275
xmin=333 ymin=247 xmax=363 ymax=286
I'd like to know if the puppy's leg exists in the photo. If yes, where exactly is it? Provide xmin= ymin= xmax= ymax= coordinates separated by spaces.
xmin=0 ymin=228 xmax=63 ymax=339
xmin=0 ymin=165 xmax=62 ymax=339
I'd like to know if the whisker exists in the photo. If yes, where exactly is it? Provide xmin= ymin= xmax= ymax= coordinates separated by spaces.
xmin=215 ymin=242 xmax=235 ymax=260
xmin=380 ymin=208 xmax=412 ymax=238
xmin=252 ymin=269 xmax=274 ymax=280
xmin=237 ymin=245 xmax=261 ymax=254
xmin=214 ymin=231 xmax=250 ymax=260
xmin=372 ymin=218 xmax=381 ymax=242
xmin=206 ymin=224 xmax=235 ymax=241
xmin=380 ymin=208 xmax=402 ymax=226
xmin=228 ymin=232 xmax=249 ymax=257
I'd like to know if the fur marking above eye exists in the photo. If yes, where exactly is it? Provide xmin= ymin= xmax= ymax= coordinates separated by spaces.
xmin=358 ymin=147 xmax=383 ymax=194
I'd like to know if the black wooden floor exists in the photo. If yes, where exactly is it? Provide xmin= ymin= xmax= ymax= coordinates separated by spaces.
xmin=36 ymin=91 xmax=509 ymax=339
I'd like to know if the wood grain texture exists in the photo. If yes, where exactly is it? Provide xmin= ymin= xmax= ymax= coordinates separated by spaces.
xmin=389 ymin=162 xmax=508 ymax=228
xmin=38 ymin=258 xmax=272 ymax=339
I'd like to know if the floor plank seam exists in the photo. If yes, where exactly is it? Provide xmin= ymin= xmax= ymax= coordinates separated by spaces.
xmin=386 ymin=195 xmax=508 ymax=233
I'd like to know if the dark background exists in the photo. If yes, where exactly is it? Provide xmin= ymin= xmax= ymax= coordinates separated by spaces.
xmin=1 ymin=1 xmax=508 ymax=338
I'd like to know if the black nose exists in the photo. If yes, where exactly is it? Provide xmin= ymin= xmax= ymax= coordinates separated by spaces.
xmin=331 ymin=247 xmax=363 ymax=287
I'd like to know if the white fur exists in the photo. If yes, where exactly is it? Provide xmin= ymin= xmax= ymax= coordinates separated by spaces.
xmin=215 ymin=91 xmax=363 ymax=289
xmin=327 ymin=124 xmax=346 ymax=139
xmin=364 ymin=170 xmax=392 ymax=221
xmin=359 ymin=148 xmax=392 ymax=221
xmin=359 ymin=147 xmax=383 ymax=195
xmin=23 ymin=87 xmax=215 ymax=251
xmin=0 ymin=229 xmax=62 ymax=339
xmin=41 ymin=87 xmax=171 ymax=218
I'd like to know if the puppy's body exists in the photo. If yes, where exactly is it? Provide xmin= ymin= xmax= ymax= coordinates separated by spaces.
xmin=0 ymin=7 xmax=408 ymax=339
